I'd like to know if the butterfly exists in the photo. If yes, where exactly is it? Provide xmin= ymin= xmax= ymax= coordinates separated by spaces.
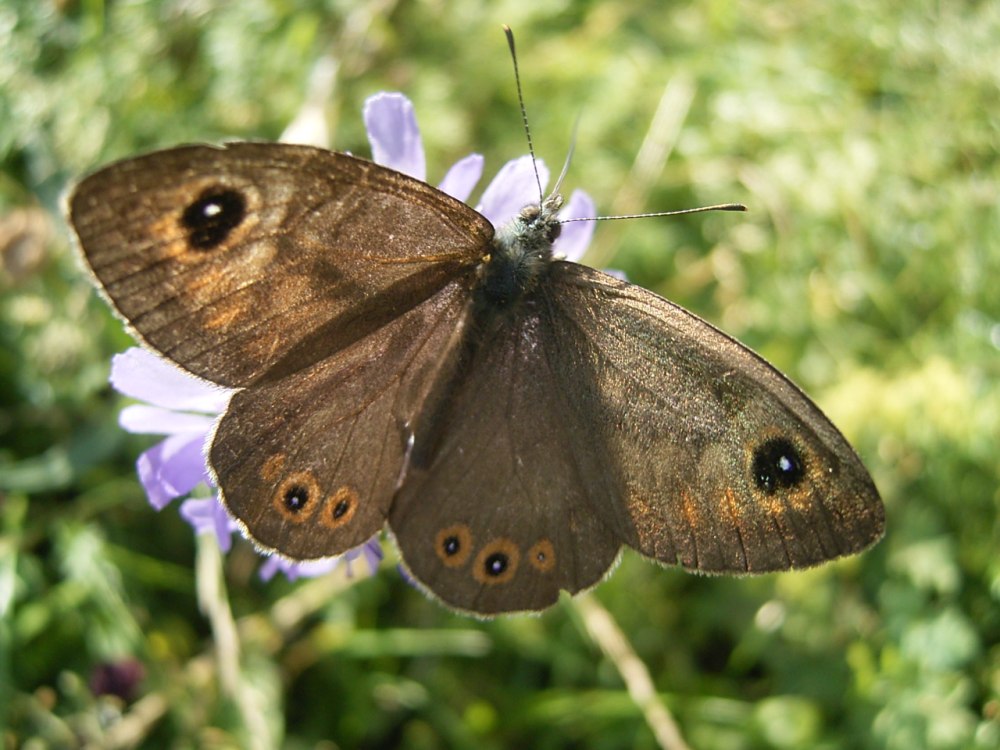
xmin=68 ymin=127 xmax=883 ymax=616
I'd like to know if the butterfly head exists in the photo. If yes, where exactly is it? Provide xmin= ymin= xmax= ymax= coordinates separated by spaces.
xmin=479 ymin=193 xmax=564 ymax=308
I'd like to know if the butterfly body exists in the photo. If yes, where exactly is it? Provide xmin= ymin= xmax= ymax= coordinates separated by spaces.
xmin=479 ymin=194 xmax=563 ymax=308
xmin=69 ymin=142 xmax=883 ymax=616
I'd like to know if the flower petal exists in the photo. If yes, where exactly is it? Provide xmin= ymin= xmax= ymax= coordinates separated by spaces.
xmin=363 ymin=93 xmax=426 ymax=180
xmin=111 ymin=348 xmax=231 ymax=413
xmin=258 ymin=555 xmax=340 ymax=582
xmin=438 ymin=153 xmax=483 ymax=202
xmin=360 ymin=538 xmax=385 ymax=572
xmin=119 ymin=404 xmax=216 ymax=436
xmin=257 ymin=535 xmax=383 ymax=582
xmin=136 ymin=434 xmax=210 ymax=510
xmin=476 ymin=156 xmax=549 ymax=227
xmin=179 ymin=497 xmax=238 ymax=552
xmin=554 ymin=189 xmax=597 ymax=262
xmin=343 ymin=538 xmax=385 ymax=578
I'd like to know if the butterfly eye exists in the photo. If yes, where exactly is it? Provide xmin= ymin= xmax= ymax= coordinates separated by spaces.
xmin=473 ymin=538 xmax=520 ymax=585
xmin=434 ymin=524 xmax=472 ymax=567
xmin=181 ymin=187 xmax=247 ymax=249
xmin=752 ymin=437 xmax=806 ymax=494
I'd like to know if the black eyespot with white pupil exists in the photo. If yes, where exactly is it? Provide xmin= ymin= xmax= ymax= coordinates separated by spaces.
xmin=752 ymin=437 xmax=806 ymax=494
xmin=283 ymin=485 xmax=310 ymax=512
xmin=181 ymin=188 xmax=246 ymax=249
xmin=332 ymin=497 xmax=351 ymax=519
xmin=442 ymin=535 xmax=461 ymax=556
xmin=484 ymin=552 xmax=509 ymax=577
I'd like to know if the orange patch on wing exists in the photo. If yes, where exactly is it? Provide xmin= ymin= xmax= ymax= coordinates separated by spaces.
xmin=681 ymin=490 xmax=700 ymax=531
xmin=722 ymin=487 xmax=744 ymax=525
xmin=203 ymin=302 xmax=244 ymax=330
xmin=625 ymin=494 xmax=658 ymax=546
xmin=762 ymin=487 xmax=812 ymax=517
xmin=147 ymin=213 xmax=196 ymax=260
xmin=260 ymin=453 xmax=286 ymax=482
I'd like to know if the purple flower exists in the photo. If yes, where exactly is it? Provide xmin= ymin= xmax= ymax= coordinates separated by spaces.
xmin=110 ymin=92 xmax=597 ymax=581
xmin=364 ymin=93 xmax=596 ymax=255
xmin=258 ymin=541 xmax=385 ymax=582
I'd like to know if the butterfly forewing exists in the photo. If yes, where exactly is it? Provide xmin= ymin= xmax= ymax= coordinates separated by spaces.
xmin=70 ymin=143 xmax=493 ymax=387
xmin=544 ymin=262 xmax=884 ymax=573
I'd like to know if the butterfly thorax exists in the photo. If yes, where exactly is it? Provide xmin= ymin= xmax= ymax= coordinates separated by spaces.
xmin=478 ymin=194 xmax=563 ymax=308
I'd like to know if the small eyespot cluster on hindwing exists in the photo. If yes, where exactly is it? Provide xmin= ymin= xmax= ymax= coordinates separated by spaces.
xmin=752 ymin=436 xmax=806 ymax=494
xmin=264 ymin=459 xmax=361 ymax=533
xmin=181 ymin=187 xmax=247 ymax=250
xmin=432 ymin=523 xmax=556 ymax=586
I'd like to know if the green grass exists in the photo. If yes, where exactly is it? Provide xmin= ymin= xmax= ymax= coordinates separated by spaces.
xmin=2 ymin=1 xmax=998 ymax=748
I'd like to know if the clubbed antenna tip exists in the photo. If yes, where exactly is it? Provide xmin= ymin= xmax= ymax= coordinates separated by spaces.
xmin=502 ymin=25 xmax=544 ymax=204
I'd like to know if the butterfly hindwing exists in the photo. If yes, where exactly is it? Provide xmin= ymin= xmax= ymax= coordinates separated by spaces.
xmin=390 ymin=299 xmax=624 ymax=615
xmin=213 ymin=278 xmax=473 ymax=559
xmin=390 ymin=259 xmax=883 ymax=615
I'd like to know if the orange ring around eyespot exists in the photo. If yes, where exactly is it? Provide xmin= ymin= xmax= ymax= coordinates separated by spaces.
xmin=527 ymin=539 xmax=556 ymax=573
xmin=321 ymin=485 xmax=359 ymax=530
xmin=273 ymin=471 xmax=321 ymax=522
xmin=435 ymin=524 xmax=473 ymax=567
xmin=473 ymin=538 xmax=520 ymax=585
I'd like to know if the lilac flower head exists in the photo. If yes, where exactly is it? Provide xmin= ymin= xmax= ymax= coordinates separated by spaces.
xmin=109 ymin=92 xmax=597 ymax=582
xmin=364 ymin=93 xmax=597 ymax=251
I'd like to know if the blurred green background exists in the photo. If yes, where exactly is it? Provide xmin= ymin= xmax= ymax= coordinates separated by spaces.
xmin=2 ymin=1 xmax=998 ymax=748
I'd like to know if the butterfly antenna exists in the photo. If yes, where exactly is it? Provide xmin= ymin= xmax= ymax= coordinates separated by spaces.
xmin=503 ymin=25 xmax=545 ymax=204
xmin=550 ymin=111 xmax=581 ymax=199
xmin=561 ymin=202 xmax=748 ymax=223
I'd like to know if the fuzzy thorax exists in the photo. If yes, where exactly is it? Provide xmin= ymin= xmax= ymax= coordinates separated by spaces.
xmin=478 ymin=195 xmax=564 ymax=307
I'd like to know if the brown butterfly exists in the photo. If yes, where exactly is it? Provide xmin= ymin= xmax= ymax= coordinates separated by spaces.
xmin=68 ymin=122 xmax=883 ymax=616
